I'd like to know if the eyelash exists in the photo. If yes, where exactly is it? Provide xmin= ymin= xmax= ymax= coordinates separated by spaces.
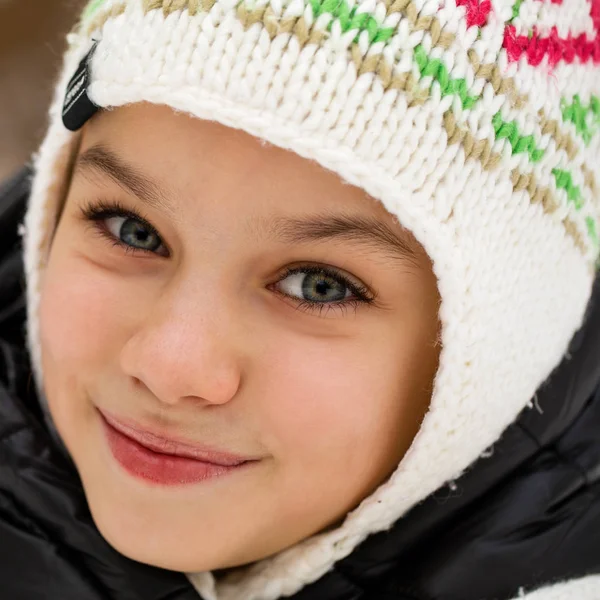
xmin=79 ymin=198 xmax=375 ymax=317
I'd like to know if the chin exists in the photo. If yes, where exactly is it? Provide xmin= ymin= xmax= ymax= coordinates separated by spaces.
xmin=94 ymin=519 xmax=212 ymax=571
xmin=87 ymin=500 xmax=252 ymax=572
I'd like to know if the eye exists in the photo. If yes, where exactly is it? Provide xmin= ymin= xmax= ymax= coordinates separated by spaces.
xmin=105 ymin=215 xmax=162 ymax=253
xmin=272 ymin=265 xmax=374 ymax=316
xmin=79 ymin=198 xmax=169 ymax=257
xmin=278 ymin=269 xmax=352 ymax=303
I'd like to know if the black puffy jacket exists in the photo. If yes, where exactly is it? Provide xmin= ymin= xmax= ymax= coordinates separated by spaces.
xmin=1 ymin=167 xmax=599 ymax=600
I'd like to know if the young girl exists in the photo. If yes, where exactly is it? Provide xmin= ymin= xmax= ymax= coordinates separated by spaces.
xmin=0 ymin=0 xmax=599 ymax=598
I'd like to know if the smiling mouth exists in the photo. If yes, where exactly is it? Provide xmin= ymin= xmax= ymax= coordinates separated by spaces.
xmin=97 ymin=409 xmax=258 ymax=486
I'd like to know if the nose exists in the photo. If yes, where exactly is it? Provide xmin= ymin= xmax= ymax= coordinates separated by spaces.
xmin=118 ymin=281 xmax=242 ymax=408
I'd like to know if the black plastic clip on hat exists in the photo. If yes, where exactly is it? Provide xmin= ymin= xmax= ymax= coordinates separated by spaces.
xmin=62 ymin=40 xmax=100 ymax=132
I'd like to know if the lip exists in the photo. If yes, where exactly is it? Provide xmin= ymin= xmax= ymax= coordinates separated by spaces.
xmin=97 ymin=408 xmax=256 ymax=486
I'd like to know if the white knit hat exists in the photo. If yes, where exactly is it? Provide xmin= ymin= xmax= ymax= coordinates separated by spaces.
xmin=22 ymin=0 xmax=600 ymax=599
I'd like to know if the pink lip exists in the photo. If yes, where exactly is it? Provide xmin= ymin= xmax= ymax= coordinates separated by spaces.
xmin=97 ymin=409 xmax=256 ymax=486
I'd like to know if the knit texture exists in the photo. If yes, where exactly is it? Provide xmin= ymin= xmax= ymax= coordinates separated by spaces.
xmin=21 ymin=0 xmax=600 ymax=598
xmin=511 ymin=575 xmax=600 ymax=600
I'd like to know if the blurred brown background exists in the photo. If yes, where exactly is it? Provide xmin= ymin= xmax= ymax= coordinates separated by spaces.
xmin=0 ymin=0 xmax=85 ymax=181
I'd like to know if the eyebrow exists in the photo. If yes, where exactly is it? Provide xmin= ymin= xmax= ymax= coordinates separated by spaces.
xmin=75 ymin=144 xmax=420 ymax=265
xmin=261 ymin=213 xmax=420 ymax=266
xmin=74 ymin=144 xmax=178 ymax=219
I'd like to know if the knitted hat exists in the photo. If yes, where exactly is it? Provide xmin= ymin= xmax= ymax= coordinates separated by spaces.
xmin=22 ymin=0 xmax=600 ymax=598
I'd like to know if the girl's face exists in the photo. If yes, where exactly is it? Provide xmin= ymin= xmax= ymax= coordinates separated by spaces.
xmin=39 ymin=103 xmax=441 ymax=572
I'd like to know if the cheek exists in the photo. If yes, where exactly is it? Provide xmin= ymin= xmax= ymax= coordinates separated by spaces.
xmin=38 ymin=250 xmax=128 ymax=431
xmin=258 ymin=332 xmax=418 ymax=498
xmin=40 ymin=258 xmax=120 ymax=368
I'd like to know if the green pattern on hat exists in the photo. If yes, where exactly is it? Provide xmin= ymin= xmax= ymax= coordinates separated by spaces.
xmin=561 ymin=95 xmax=600 ymax=146
xmin=83 ymin=0 xmax=108 ymax=20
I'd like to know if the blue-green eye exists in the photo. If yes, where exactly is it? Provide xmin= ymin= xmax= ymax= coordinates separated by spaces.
xmin=80 ymin=198 xmax=169 ymax=257
xmin=278 ymin=270 xmax=352 ymax=304
xmin=106 ymin=215 xmax=162 ymax=253
xmin=273 ymin=265 xmax=374 ymax=317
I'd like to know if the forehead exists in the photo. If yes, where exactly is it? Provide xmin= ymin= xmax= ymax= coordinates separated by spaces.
xmin=79 ymin=102 xmax=395 ymax=220
xmin=76 ymin=102 xmax=424 ymax=265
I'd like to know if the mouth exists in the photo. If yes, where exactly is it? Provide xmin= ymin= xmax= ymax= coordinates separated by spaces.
xmin=97 ymin=408 xmax=257 ymax=486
